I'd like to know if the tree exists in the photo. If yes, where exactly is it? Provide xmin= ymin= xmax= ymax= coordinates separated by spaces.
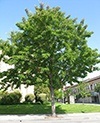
xmin=95 ymin=83 xmax=100 ymax=103
xmin=64 ymin=88 xmax=73 ymax=104
xmin=0 ymin=4 xmax=100 ymax=116
xmin=95 ymin=83 xmax=100 ymax=93
xmin=77 ymin=82 xmax=91 ymax=104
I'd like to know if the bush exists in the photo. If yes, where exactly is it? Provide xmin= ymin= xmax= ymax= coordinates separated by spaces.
xmin=38 ymin=93 xmax=47 ymax=104
xmin=12 ymin=90 xmax=22 ymax=104
xmin=0 ymin=91 xmax=7 ymax=100
xmin=0 ymin=91 xmax=8 ymax=104
xmin=0 ymin=90 xmax=22 ymax=105
xmin=25 ymin=94 xmax=35 ymax=104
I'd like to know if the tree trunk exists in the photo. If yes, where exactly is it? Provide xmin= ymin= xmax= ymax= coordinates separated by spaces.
xmin=82 ymin=97 xmax=84 ymax=105
xmin=49 ymin=74 xmax=56 ymax=117
xmin=50 ymin=84 xmax=56 ymax=117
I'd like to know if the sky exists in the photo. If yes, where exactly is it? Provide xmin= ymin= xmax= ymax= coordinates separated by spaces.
xmin=0 ymin=0 xmax=100 ymax=78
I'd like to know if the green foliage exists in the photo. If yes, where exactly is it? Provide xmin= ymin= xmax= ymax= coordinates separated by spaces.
xmin=54 ymin=89 xmax=62 ymax=99
xmin=95 ymin=83 xmax=100 ymax=93
xmin=0 ymin=91 xmax=8 ymax=101
xmin=34 ymin=92 xmax=46 ymax=104
xmin=25 ymin=94 xmax=35 ymax=104
xmin=34 ymin=84 xmax=50 ymax=100
xmin=64 ymin=88 xmax=73 ymax=103
xmin=0 ymin=4 xmax=100 ymax=115
xmin=38 ymin=93 xmax=47 ymax=103
xmin=0 ymin=5 xmax=99 ymax=89
xmin=77 ymin=82 xmax=91 ymax=99
xmin=64 ymin=88 xmax=72 ymax=96
xmin=0 ymin=90 xmax=22 ymax=105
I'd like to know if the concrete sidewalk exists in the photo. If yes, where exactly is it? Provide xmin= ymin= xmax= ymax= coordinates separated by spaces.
xmin=0 ymin=113 xmax=100 ymax=122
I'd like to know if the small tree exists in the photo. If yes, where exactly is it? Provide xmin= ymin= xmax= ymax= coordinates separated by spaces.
xmin=95 ymin=83 xmax=100 ymax=93
xmin=0 ymin=4 xmax=100 ymax=116
xmin=64 ymin=88 xmax=73 ymax=104
xmin=77 ymin=82 xmax=91 ymax=104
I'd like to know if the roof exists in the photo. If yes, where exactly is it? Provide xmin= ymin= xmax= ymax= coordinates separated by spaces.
xmin=65 ymin=75 xmax=100 ymax=90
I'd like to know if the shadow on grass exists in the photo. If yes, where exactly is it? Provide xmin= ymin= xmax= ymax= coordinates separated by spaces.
xmin=56 ymin=104 xmax=67 ymax=114
xmin=0 ymin=103 xmax=67 ymax=115
xmin=29 ymin=103 xmax=67 ymax=114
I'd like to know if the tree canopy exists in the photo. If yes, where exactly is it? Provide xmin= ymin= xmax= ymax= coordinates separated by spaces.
xmin=0 ymin=4 xmax=100 ymax=116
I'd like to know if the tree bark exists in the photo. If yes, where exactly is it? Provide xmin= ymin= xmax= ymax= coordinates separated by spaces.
xmin=49 ymin=74 xmax=56 ymax=117
xmin=50 ymin=84 xmax=56 ymax=117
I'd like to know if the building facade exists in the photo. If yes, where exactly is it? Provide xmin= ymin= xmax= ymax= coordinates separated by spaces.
xmin=65 ymin=76 xmax=100 ymax=104
xmin=0 ymin=58 xmax=34 ymax=102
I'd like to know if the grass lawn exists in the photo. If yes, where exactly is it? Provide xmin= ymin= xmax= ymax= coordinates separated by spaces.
xmin=0 ymin=103 xmax=100 ymax=114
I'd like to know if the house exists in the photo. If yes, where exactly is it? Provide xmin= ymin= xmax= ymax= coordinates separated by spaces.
xmin=85 ymin=76 xmax=100 ymax=103
xmin=65 ymin=76 xmax=100 ymax=104
xmin=0 ymin=53 xmax=34 ymax=102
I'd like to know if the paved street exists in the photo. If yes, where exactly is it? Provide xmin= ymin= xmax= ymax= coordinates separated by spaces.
xmin=0 ymin=113 xmax=100 ymax=123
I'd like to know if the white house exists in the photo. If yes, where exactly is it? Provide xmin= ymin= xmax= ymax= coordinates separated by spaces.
xmin=0 ymin=51 xmax=34 ymax=101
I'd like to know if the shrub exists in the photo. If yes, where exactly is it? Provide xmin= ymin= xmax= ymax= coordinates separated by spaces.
xmin=38 ymin=93 xmax=47 ymax=103
xmin=12 ymin=90 xmax=22 ymax=104
xmin=0 ymin=91 xmax=7 ymax=100
xmin=0 ymin=91 xmax=8 ymax=104
xmin=25 ymin=94 xmax=35 ymax=104
xmin=0 ymin=90 xmax=22 ymax=105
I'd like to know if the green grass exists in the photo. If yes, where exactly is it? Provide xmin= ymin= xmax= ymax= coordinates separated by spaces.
xmin=0 ymin=103 xmax=100 ymax=114
xmin=56 ymin=103 xmax=100 ymax=113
